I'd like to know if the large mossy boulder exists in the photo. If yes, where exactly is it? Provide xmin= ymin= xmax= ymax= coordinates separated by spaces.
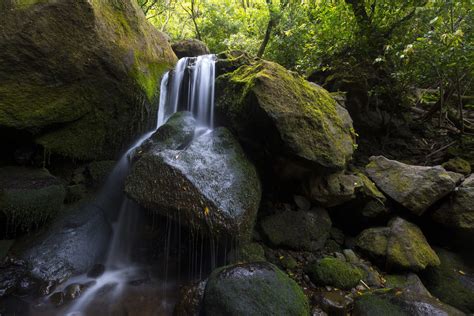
xmin=215 ymin=54 xmax=355 ymax=171
xmin=432 ymin=174 xmax=474 ymax=235
xmin=420 ymin=248 xmax=474 ymax=313
xmin=0 ymin=166 xmax=65 ymax=232
xmin=203 ymin=262 xmax=310 ymax=316
xmin=0 ymin=0 xmax=176 ymax=160
xmin=356 ymin=217 xmax=440 ymax=272
xmin=307 ymin=257 xmax=364 ymax=290
xmin=260 ymin=208 xmax=331 ymax=252
xmin=365 ymin=156 xmax=456 ymax=216
xmin=125 ymin=112 xmax=261 ymax=242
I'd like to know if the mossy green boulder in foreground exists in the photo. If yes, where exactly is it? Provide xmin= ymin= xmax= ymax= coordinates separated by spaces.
xmin=0 ymin=0 xmax=176 ymax=160
xmin=356 ymin=217 xmax=440 ymax=272
xmin=0 ymin=166 xmax=65 ymax=232
xmin=125 ymin=112 xmax=261 ymax=243
xmin=365 ymin=156 xmax=456 ymax=216
xmin=307 ymin=257 xmax=364 ymax=290
xmin=215 ymin=53 xmax=355 ymax=171
xmin=203 ymin=262 xmax=310 ymax=316
xmin=442 ymin=157 xmax=471 ymax=175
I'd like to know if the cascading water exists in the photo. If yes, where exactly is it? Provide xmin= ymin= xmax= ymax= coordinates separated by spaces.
xmin=56 ymin=55 xmax=216 ymax=316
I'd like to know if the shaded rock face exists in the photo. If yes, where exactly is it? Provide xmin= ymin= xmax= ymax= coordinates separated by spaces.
xmin=420 ymin=248 xmax=474 ymax=313
xmin=356 ymin=217 xmax=439 ymax=271
xmin=353 ymin=290 xmax=464 ymax=316
xmin=126 ymin=112 xmax=261 ymax=242
xmin=260 ymin=208 xmax=331 ymax=252
xmin=0 ymin=166 xmax=65 ymax=233
xmin=172 ymin=39 xmax=210 ymax=58
xmin=0 ymin=0 xmax=176 ymax=160
xmin=365 ymin=156 xmax=455 ymax=215
xmin=432 ymin=174 xmax=474 ymax=233
xmin=215 ymin=54 xmax=355 ymax=171
xmin=203 ymin=262 xmax=309 ymax=316
xmin=13 ymin=202 xmax=111 ymax=285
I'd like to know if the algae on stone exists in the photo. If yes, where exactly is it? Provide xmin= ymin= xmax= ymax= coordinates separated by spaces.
xmin=307 ymin=257 xmax=364 ymax=290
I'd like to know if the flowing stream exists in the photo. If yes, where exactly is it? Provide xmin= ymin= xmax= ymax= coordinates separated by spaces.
xmin=51 ymin=54 xmax=217 ymax=315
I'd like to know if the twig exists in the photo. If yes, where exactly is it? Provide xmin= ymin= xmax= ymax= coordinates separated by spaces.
xmin=426 ymin=141 xmax=457 ymax=158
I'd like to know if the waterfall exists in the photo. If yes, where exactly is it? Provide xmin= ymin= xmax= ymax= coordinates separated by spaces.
xmin=62 ymin=55 xmax=216 ymax=315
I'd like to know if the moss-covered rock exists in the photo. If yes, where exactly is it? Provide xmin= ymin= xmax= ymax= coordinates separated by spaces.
xmin=307 ymin=257 xmax=364 ymax=290
xmin=0 ymin=166 xmax=65 ymax=233
xmin=215 ymin=54 xmax=355 ymax=171
xmin=203 ymin=262 xmax=310 ymax=316
xmin=365 ymin=156 xmax=456 ymax=216
xmin=432 ymin=174 xmax=474 ymax=234
xmin=420 ymin=248 xmax=474 ymax=313
xmin=356 ymin=217 xmax=440 ymax=272
xmin=0 ymin=0 xmax=176 ymax=160
xmin=260 ymin=208 xmax=331 ymax=252
xmin=86 ymin=160 xmax=116 ymax=187
xmin=125 ymin=114 xmax=261 ymax=243
xmin=228 ymin=242 xmax=266 ymax=264
xmin=442 ymin=157 xmax=471 ymax=175
xmin=172 ymin=39 xmax=210 ymax=58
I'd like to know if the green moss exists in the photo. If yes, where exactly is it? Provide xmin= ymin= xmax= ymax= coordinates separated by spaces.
xmin=354 ymin=293 xmax=406 ymax=316
xmin=230 ymin=242 xmax=266 ymax=263
xmin=308 ymin=257 xmax=364 ymax=290
xmin=442 ymin=157 xmax=471 ymax=175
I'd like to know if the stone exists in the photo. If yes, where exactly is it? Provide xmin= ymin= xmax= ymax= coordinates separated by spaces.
xmin=0 ymin=0 xmax=176 ymax=160
xmin=0 ymin=240 xmax=14 ymax=261
xmin=385 ymin=273 xmax=431 ymax=297
xmin=343 ymin=249 xmax=359 ymax=264
xmin=260 ymin=208 xmax=331 ymax=252
xmin=0 ymin=166 xmax=65 ymax=233
xmin=420 ymin=248 xmax=474 ymax=313
xmin=442 ymin=157 xmax=471 ymax=175
xmin=307 ymin=257 xmax=364 ymax=290
xmin=215 ymin=54 xmax=355 ymax=171
xmin=126 ymin=114 xmax=261 ymax=242
xmin=86 ymin=160 xmax=116 ymax=187
xmin=365 ymin=156 xmax=456 ymax=215
xmin=294 ymin=195 xmax=311 ymax=211
xmin=174 ymin=280 xmax=207 ymax=316
xmin=172 ymin=39 xmax=210 ymax=58
xmin=356 ymin=217 xmax=440 ymax=271
xmin=432 ymin=174 xmax=474 ymax=234
xmin=203 ymin=262 xmax=309 ymax=316
xmin=316 ymin=290 xmax=353 ymax=316
xmin=228 ymin=242 xmax=266 ymax=264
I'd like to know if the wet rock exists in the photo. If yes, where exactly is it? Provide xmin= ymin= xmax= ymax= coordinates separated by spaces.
xmin=353 ymin=290 xmax=464 ymax=316
xmin=64 ymin=283 xmax=84 ymax=301
xmin=356 ymin=217 xmax=439 ymax=272
xmin=442 ymin=157 xmax=471 ymax=175
xmin=228 ymin=242 xmax=265 ymax=264
xmin=307 ymin=257 xmax=364 ymax=290
xmin=0 ymin=166 xmax=66 ymax=233
xmin=365 ymin=156 xmax=456 ymax=215
xmin=87 ymin=264 xmax=106 ymax=279
xmin=14 ymin=202 xmax=112 ymax=284
xmin=260 ymin=208 xmax=331 ymax=252
xmin=86 ymin=160 xmax=116 ymax=187
xmin=316 ymin=290 xmax=353 ymax=316
xmin=50 ymin=291 xmax=65 ymax=307
xmin=385 ymin=273 xmax=431 ymax=297
xmin=172 ymin=39 xmax=210 ymax=58
xmin=0 ymin=0 xmax=176 ymax=160
xmin=432 ymin=174 xmax=474 ymax=235
xmin=174 ymin=280 xmax=207 ymax=316
xmin=126 ymin=116 xmax=261 ymax=243
xmin=203 ymin=262 xmax=309 ymax=316
xmin=215 ymin=55 xmax=355 ymax=171
xmin=420 ymin=248 xmax=474 ymax=313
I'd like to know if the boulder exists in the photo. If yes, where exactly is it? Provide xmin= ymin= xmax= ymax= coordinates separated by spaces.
xmin=420 ymin=248 xmax=474 ymax=313
xmin=260 ymin=208 xmax=331 ymax=252
xmin=353 ymin=290 xmax=464 ymax=316
xmin=203 ymin=262 xmax=309 ymax=316
xmin=365 ymin=156 xmax=455 ymax=215
xmin=384 ymin=273 xmax=431 ymax=297
xmin=172 ymin=39 xmax=210 ymax=58
xmin=307 ymin=257 xmax=364 ymax=290
xmin=126 ymin=113 xmax=261 ymax=242
xmin=442 ymin=157 xmax=471 ymax=175
xmin=86 ymin=160 xmax=116 ymax=187
xmin=0 ymin=166 xmax=65 ymax=233
xmin=228 ymin=242 xmax=266 ymax=264
xmin=0 ymin=0 xmax=176 ymax=160
xmin=215 ymin=55 xmax=355 ymax=171
xmin=356 ymin=217 xmax=440 ymax=271
xmin=432 ymin=174 xmax=474 ymax=234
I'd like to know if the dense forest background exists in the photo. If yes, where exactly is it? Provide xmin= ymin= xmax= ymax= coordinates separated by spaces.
xmin=138 ymin=0 xmax=473 ymax=153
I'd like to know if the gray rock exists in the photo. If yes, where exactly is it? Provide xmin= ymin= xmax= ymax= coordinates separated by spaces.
xmin=126 ymin=115 xmax=261 ymax=242
xmin=172 ymin=39 xmax=210 ymax=58
xmin=356 ymin=217 xmax=440 ymax=271
xmin=260 ymin=208 xmax=331 ymax=252
xmin=203 ymin=262 xmax=309 ymax=316
xmin=366 ymin=156 xmax=455 ymax=215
